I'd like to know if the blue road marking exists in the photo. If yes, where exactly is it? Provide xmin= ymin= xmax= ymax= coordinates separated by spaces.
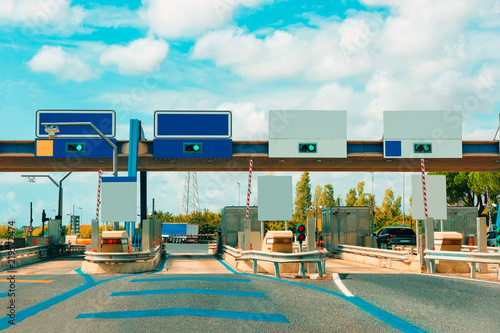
xmin=0 ymin=293 xmax=8 ymax=298
xmin=76 ymin=308 xmax=289 ymax=323
xmin=131 ymin=277 xmax=251 ymax=283
xmin=0 ymin=268 xmax=131 ymax=330
xmin=111 ymin=288 xmax=265 ymax=297
xmin=214 ymin=256 xmax=427 ymax=333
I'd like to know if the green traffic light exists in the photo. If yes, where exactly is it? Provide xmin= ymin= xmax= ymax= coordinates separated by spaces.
xmin=76 ymin=144 xmax=83 ymax=151
xmin=193 ymin=144 xmax=200 ymax=151
xmin=308 ymin=145 xmax=315 ymax=151
xmin=423 ymin=145 xmax=430 ymax=151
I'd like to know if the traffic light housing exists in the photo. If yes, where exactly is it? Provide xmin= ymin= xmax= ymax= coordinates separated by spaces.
xmin=42 ymin=209 xmax=49 ymax=222
xmin=298 ymin=143 xmax=317 ymax=153
xmin=296 ymin=224 xmax=306 ymax=243
xmin=66 ymin=143 xmax=85 ymax=153
xmin=413 ymin=143 xmax=432 ymax=153
xmin=183 ymin=143 xmax=202 ymax=153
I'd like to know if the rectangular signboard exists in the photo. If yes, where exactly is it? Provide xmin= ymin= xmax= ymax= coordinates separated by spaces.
xmin=268 ymin=110 xmax=347 ymax=158
xmin=383 ymin=111 xmax=462 ymax=158
xmin=101 ymin=177 xmax=137 ymax=222
xmin=257 ymin=176 xmax=293 ymax=221
xmin=412 ymin=175 xmax=447 ymax=220
xmin=36 ymin=110 xmax=115 ymax=138
xmin=153 ymin=139 xmax=232 ymax=158
xmin=154 ymin=110 xmax=232 ymax=139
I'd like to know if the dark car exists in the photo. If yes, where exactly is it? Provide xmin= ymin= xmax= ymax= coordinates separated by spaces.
xmin=375 ymin=227 xmax=416 ymax=249
xmin=487 ymin=231 xmax=498 ymax=247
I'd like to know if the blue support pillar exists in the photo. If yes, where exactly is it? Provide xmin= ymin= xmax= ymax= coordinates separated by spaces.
xmin=125 ymin=222 xmax=130 ymax=237
xmin=128 ymin=120 xmax=140 ymax=238
xmin=128 ymin=119 xmax=140 ymax=177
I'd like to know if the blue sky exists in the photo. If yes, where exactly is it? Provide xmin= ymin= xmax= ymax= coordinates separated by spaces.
xmin=1 ymin=0 xmax=500 ymax=227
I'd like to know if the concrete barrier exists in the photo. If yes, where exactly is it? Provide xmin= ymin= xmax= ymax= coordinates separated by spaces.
xmin=82 ymin=250 xmax=165 ymax=274
xmin=0 ymin=251 xmax=49 ymax=271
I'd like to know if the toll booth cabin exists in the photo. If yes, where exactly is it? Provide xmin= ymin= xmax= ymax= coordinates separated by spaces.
xmin=433 ymin=207 xmax=479 ymax=245
xmin=101 ymin=231 xmax=129 ymax=252
xmin=321 ymin=206 xmax=371 ymax=251
xmin=220 ymin=206 xmax=261 ymax=250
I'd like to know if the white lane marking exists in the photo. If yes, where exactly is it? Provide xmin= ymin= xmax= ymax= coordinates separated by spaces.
xmin=332 ymin=273 xmax=354 ymax=297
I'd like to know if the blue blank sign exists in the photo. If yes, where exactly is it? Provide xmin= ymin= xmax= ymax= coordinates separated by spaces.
xmin=153 ymin=139 xmax=232 ymax=158
xmin=36 ymin=110 xmax=115 ymax=138
xmin=155 ymin=111 xmax=231 ymax=138
xmin=385 ymin=140 xmax=402 ymax=157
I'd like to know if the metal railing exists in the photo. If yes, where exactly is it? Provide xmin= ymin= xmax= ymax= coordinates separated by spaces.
xmin=460 ymin=245 xmax=500 ymax=253
xmin=222 ymin=245 xmax=242 ymax=258
xmin=0 ymin=245 xmax=49 ymax=260
xmin=222 ymin=245 xmax=328 ymax=279
xmin=65 ymin=244 xmax=87 ymax=254
xmin=84 ymin=245 xmax=162 ymax=263
xmin=338 ymin=244 xmax=411 ymax=261
xmin=424 ymin=249 xmax=500 ymax=279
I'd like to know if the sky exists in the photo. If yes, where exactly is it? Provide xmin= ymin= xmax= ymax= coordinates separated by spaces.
xmin=1 ymin=0 xmax=500 ymax=228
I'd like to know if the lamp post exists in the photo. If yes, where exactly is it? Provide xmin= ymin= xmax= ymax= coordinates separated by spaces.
xmin=21 ymin=172 xmax=72 ymax=220
xmin=78 ymin=207 xmax=83 ymax=224
xmin=67 ymin=207 xmax=73 ymax=235
xmin=237 ymin=182 xmax=241 ymax=206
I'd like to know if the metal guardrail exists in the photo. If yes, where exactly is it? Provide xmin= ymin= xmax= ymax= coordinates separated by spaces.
xmin=424 ymin=249 xmax=500 ymax=279
xmin=84 ymin=245 xmax=162 ymax=263
xmin=66 ymin=244 xmax=87 ymax=253
xmin=0 ymin=245 xmax=49 ymax=260
xmin=338 ymin=244 xmax=411 ymax=261
xmin=223 ymin=245 xmax=327 ymax=279
xmin=222 ymin=245 xmax=242 ymax=258
xmin=460 ymin=245 xmax=500 ymax=252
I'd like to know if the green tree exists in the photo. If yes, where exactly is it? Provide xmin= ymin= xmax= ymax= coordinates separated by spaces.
xmin=345 ymin=181 xmax=370 ymax=207
xmin=356 ymin=181 xmax=370 ymax=207
xmin=292 ymin=172 xmax=312 ymax=229
xmin=320 ymin=184 xmax=335 ymax=208
xmin=311 ymin=185 xmax=323 ymax=219
xmin=468 ymin=172 xmax=500 ymax=216
xmin=345 ymin=188 xmax=357 ymax=206
xmin=430 ymin=171 xmax=500 ymax=217
xmin=374 ymin=188 xmax=402 ymax=230
xmin=148 ymin=210 xmax=174 ymax=223
xmin=430 ymin=172 xmax=474 ymax=206
xmin=0 ymin=223 xmax=10 ymax=238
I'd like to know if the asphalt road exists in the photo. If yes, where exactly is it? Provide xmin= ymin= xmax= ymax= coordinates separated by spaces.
xmin=0 ymin=244 xmax=499 ymax=332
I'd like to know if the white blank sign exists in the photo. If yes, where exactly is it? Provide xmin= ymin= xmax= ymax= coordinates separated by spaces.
xmin=101 ymin=177 xmax=137 ymax=222
xmin=411 ymin=175 xmax=447 ymax=220
xmin=258 ymin=176 xmax=293 ymax=221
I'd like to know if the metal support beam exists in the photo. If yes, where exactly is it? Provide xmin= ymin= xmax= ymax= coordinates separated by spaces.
xmin=41 ymin=122 xmax=117 ymax=176
xmin=140 ymin=171 xmax=147 ymax=222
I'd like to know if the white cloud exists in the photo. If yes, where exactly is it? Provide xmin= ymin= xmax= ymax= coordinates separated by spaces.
xmin=0 ymin=0 xmax=86 ymax=35
xmin=140 ymin=0 xmax=272 ymax=39
xmin=83 ymin=5 xmax=144 ymax=29
xmin=28 ymin=45 xmax=98 ymax=82
xmin=100 ymin=38 xmax=169 ymax=75
xmin=191 ymin=20 xmax=376 ymax=81
xmin=216 ymin=102 xmax=267 ymax=140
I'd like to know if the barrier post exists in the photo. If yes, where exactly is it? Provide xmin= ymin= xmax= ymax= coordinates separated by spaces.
xmin=424 ymin=217 xmax=435 ymax=273
xmin=142 ymin=219 xmax=151 ymax=251
xmin=91 ymin=219 xmax=100 ymax=252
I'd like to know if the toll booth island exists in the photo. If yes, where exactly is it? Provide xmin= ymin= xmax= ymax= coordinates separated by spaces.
xmin=262 ymin=231 xmax=294 ymax=253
